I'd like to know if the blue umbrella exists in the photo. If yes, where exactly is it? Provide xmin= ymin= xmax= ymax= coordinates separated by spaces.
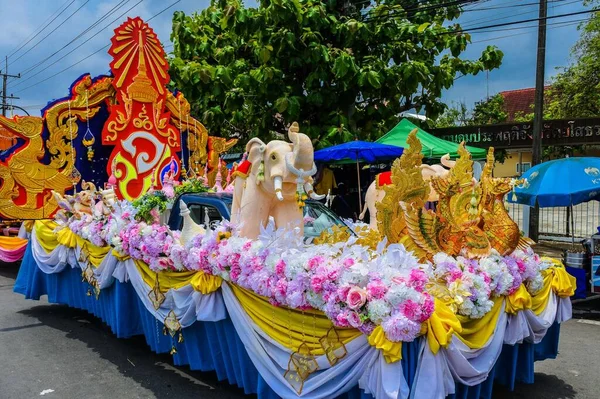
xmin=314 ymin=141 xmax=404 ymax=212
xmin=510 ymin=157 xmax=600 ymax=247
xmin=314 ymin=141 xmax=404 ymax=163
xmin=510 ymin=157 xmax=600 ymax=207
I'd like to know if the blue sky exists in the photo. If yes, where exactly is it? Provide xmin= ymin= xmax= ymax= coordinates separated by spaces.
xmin=0 ymin=0 xmax=590 ymax=116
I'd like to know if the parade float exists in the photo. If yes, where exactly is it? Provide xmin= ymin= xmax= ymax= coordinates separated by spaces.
xmin=0 ymin=17 xmax=235 ymax=262
xmin=11 ymin=17 xmax=576 ymax=399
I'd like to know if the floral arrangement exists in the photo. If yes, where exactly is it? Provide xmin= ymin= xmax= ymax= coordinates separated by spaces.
xmin=54 ymin=190 xmax=557 ymax=342
xmin=177 ymin=222 xmax=434 ymax=340
xmin=175 ymin=178 xmax=212 ymax=196
xmin=428 ymin=248 xmax=552 ymax=319
xmin=132 ymin=191 xmax=170 ymax=224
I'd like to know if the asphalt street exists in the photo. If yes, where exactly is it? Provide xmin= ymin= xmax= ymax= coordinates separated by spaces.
xmin=1 ymin=262 xmax=598 ymax=399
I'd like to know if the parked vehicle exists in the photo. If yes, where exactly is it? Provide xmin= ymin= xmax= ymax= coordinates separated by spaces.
xmin=168 ymin=192 xmax=351 ymax=240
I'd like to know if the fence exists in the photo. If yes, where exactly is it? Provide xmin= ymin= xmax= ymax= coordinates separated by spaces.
xmin=506 ymin=201 xmax=600 ymax=241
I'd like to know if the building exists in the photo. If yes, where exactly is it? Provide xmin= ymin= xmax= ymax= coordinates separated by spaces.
xmin=432 ymin=87 xmax=600 ymax=178
xmin=492 ymin=87 xmax=553 ymax=177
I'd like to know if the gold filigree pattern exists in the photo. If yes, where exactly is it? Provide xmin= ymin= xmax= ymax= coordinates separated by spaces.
xmin=376 ymin=131 xmax=531 ymax=261
xmin=0 ymin=76 xmax=114 ymax=220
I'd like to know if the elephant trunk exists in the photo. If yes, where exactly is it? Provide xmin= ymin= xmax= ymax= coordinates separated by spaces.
xmin=274 ymin=176 xmax=284 ymax=201
xmin=288 ymin=122 xmax=314 ymax=172
xmin=304 ymin=182 xmax=325 ymax=200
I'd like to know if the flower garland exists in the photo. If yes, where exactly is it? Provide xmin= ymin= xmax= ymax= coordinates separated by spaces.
xmin=55 ymin=194 xmax=556 ymax=342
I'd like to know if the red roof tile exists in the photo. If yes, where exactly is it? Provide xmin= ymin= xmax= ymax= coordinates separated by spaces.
xmin=500 ymin=87 xmax=550 ymax=122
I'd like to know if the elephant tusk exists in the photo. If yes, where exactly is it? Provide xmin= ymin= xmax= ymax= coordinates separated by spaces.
xmin=274 ymin=176 xmax=284 ymax=201
xmin=304 ymin=182 xmax=325 ymax=200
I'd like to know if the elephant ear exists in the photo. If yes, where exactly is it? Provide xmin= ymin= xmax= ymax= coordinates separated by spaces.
xmin=246 ymin=138 xmax=266 ymax=164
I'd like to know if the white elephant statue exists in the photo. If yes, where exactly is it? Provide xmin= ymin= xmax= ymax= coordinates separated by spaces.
xmin=359 ymin=154 xmax=457 ymax=231
xmin=230 ymin=122 xmax=325 ymax=239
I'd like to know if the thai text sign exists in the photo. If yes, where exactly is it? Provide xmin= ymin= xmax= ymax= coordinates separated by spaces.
xmin=430 ymin=118 xmax=600 ymax=149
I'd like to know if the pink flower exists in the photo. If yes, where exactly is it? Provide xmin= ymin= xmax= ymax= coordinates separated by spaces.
xmin=310 ymin=275 xmax=325 ymax=293
xmin=382 ymin=313 xmax=421 ymax=342
xmin=335 ymin=311 xmax=350 ymax=327
xmin=447 ymin=269 xmax=463 ymax=283
xmin=275 ymin=260 xmax=286 ymax=277
xmin=346 ymin=286 xmax=367 ymax=310
xmin=337 ymin=285 xmax=352 ymax=302
xmin=420 ymin=295 xmax=435 ymax=322
xmin=150 ymin=208 xmax=160 ymax=224
xmin=343 ymin=258 xmax=355 ymax=268
xmin=347 ymin=311 xmax=363 ymax=328
xmin=366 ymin=279 xmax=387 ymax=300
xmin=408 ymin=269 xmax=428 ymax=292
xmin=308 ymin=256 xmax=325 ymax=270
xmin=399 ymin=299 xmax=421 ymax=322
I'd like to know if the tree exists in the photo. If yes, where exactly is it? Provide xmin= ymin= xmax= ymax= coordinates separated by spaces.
xmin=430 ymin=101 xmax=470 ymax=128
xmin=470 ymin=94 xmax=507 ymax=125
xmin=545 ymin=0 xmax=600 ymax=119
xmin=169 ymin=0 xmax=503 ymax=148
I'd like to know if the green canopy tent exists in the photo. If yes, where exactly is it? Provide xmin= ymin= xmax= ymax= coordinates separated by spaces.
xmin=376 ymin=118 xmax=487 ymax=160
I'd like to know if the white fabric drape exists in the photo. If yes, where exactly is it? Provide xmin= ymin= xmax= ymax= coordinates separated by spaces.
xmin=221 ymin=283 xmax=409 ymax=399
xmin=18 ymin=223 xmax=30 ymax=239
xmin=29 ymin=232 xmax=226 ymax=326
xmin=412 ymin=296 xmax=571 ymax=399
xmin=29 ymin=228 xmax=79 ymax=274
xmin=28 ymin=229 xmax=572 ymax=399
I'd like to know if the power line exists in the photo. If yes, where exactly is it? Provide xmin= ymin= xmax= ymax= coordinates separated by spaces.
xmin=439 ymin=8 xmax=599 ymax=36
xmin=11 ymin=1 xmax=90 ymax=64
xmin=460 ymin=0 xmax=582 ymax=30
xmin=7 ymin=0 xmax=75 ymax=59
xmin=16 ymin=0 xmax=183 ymax=95
xmin=12 ymin=0 xmax=145 ymax=89
xmin=468 ymin=17 xmax=589 ymax=43
xmin=16 ymin=0 xmax=132 ymax=79
xmin=147 ymin=0 xmax=182 ymax=22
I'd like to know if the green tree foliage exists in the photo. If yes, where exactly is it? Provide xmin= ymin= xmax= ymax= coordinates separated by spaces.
xmin=432 ymin=94 xmax=507 ymax=128
xmin=169 ymin=0 xmax=503 ymax=147
xmin=430 ymin=101 xmax=470 ymax=128
xmin=546 ymin=0 xmax=600 ymax=119
xmin=470 ymin=94 xmax=507 ymax=125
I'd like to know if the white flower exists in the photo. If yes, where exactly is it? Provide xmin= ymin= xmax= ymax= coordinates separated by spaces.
xmin=306 ymin=292 xmax=325 ymax=309
xmin=367 ymin=299 xmax=391 ymax=323
xmin=385 ymin=284 xmax=420 ymax=306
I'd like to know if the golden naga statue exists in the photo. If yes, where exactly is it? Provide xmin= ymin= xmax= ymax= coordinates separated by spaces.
xmin=376 ymin=129 xmax=532 ymax=262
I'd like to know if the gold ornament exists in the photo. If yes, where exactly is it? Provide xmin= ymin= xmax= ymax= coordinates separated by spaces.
xmin=148 ymin=273 xmax=165 ymax=310
xmin=284 ymin=342 xmax=319 ymax=395
xmin=376 ymin=130 xmax=534 ymax=261
xmin=82 ymin=130 xmax=95 ymax=161
xmin=319 ymin=326 xmax=347 ymax=366
xmin=163 ymin=310 xmax=183 ymax=355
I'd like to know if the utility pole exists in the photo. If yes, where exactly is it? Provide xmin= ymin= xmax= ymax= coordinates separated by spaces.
xmin=529 ymin=0 xmax=547 ymax=242
xmin=1 ymin=56 xmax=21 ymax=116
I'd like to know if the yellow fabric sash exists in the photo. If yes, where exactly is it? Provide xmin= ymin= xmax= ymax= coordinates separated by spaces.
xmin=134 ymin=259 xmax=222 ymax=295
xmin=425 ymin=299 xmax=462 ymax=354
xmin=455 ymin=298 xmax=504 ymax=349
xmin=111 ymin=249 xmax=131 ymax=262
xmin=0 ymin=236 xmax=28 ymax=250
xmin=34 ymin=220 xmax=60 ymax=253
xmin=505 ymin=284 xmax=533 ymax=314
xmin=368 ymin=326 xmax=403 ymax=363
xmin=229 ymin=284 xmax=362 ymax=356
xmin=531 ymin=266 xmax=576 ymax=315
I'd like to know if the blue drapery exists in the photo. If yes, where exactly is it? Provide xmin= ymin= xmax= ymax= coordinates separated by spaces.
xmin=14 ymin=244 xmax=560 ymax=398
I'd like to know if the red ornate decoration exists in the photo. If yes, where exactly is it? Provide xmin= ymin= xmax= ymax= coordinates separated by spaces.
xmin=102 ymin=17 xmax=181 ymax=200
